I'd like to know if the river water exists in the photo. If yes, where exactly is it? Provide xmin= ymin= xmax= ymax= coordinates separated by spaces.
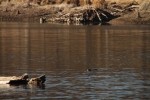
xmin=0 ymin=22 xmax=150 ymax=100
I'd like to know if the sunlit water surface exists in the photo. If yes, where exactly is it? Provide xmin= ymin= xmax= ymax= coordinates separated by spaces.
xmin=0 ymin=22 xmax=150 ymax=100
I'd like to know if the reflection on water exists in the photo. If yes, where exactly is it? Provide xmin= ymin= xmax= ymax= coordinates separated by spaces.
xmin=0 ymin=22 xmax=150 ymax=99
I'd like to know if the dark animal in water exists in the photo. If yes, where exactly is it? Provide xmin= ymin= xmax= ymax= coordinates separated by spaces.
xmin=28 ymin=75 xmax=46 ymax=85
xmin=8 ymin=80 xmax=28 ymax=85
xmin=20 ymin=73 xmax=29 ymax=80
xmin=87 ymin=68 xmax=98 ymax=72
xmin=7 ymin=73 xmax=46 ymax=86
xmin=7 ymin=73 xmax=29 ymax=85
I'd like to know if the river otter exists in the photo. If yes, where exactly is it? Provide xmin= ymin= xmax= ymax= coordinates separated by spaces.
xmin=87 ymin=68 xmax=98 ymax=72
xmin=28 ymin=75 xmax=46 ymax=85
xmin=7 ymin=74 xmax=46 ymax=86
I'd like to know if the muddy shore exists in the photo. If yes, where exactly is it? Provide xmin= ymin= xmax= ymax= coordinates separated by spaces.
xmin=0 ymin=1 xmax=149 ymax=25
xmin=0 ymin=3 xmax=53 ymax=22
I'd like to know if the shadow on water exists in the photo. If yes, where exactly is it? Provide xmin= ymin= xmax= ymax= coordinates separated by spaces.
xmin=0 ymin=22 xmax=150 ymax=99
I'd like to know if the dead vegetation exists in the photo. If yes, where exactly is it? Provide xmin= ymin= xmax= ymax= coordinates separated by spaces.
xmin=0 ymin=0 xmax=149 ymax=24
xmin=48 ymin=7 xmax=116 ymax=25
xmin=47 ymin=0 xmax=143 ymax=24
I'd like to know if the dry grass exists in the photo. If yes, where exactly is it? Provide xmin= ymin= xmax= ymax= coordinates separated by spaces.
xmin=140 ymin=0 xmax=150 ymax=11
xmin=0 ymin=0 xmax=106 ymax=7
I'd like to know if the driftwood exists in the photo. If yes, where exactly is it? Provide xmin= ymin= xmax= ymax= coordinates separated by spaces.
xmin=48 ymin=8 xmax=115 ymax=24
xmin=93 ymin=8 xmax=102 ymax=22
xmin=111 ymin=8 xmax=124 ymax=12
xmin=109 ymin=2 xmax=139 ymax=14
xmin=46 ymin=1 xmax=140 ymax=25
xmin=7 ymin=73 xmax=46 ymax=86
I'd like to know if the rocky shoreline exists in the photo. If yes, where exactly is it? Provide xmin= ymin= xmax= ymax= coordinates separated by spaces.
xmin=0 ymin=0 xmax=149 ymax=25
